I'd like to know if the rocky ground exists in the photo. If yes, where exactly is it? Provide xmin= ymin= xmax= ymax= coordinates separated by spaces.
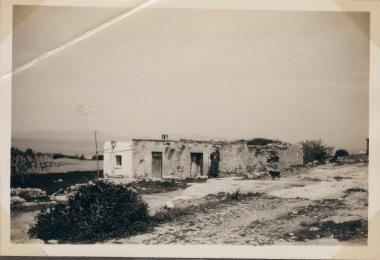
xmin=111 ymin=163 xmax=368 ymax=245
xmin=12 ymin=163 xmax=368 ymax=245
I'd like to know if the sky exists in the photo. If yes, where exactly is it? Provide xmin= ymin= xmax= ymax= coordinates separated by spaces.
xmin=11 ymin=6 xmax=369 ymax=152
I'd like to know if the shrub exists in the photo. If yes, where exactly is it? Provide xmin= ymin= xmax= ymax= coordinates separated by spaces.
xmin=247 ymin=138 xmax=282 ymax=146
xmin=301 ymin=139 xmax=333 ymax=164
xmin=28 ymin=181 xmax=151 ymax=242
xmin=334 ymin=149 xmax=349 ymax=159
xmin=52 ymin=153 xmax=65 ymax=159
xmin=53 ymin=153 xmax=87 ymax=160
xmin=151 ymin=207 xmax=194 ymax=224
xmin=11 ymin=147 xmax=36 ymax=184
xmin=229 ymin=188 xmax=241 ymax=200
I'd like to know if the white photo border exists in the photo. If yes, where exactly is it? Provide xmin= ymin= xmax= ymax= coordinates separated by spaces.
xmin=1 ymin=0 xmax=379 ymax=258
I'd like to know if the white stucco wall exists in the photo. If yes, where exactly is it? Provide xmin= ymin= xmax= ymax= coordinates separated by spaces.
xmin=103 ymin=141 xmax=133 ymax=178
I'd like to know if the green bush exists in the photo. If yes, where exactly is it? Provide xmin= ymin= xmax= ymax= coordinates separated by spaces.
xmin=301 ymin=139 xmax=333 ymax=164
xmin=28 ymin=181 xmax=151 ymax=243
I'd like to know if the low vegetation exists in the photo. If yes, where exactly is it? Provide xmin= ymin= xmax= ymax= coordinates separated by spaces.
xmin=344 ymin=187 xmax=367 ymax=194
xmin=11 ymin=147 xmax=103 ymax=195
xmin=229 ymin=188 xmax=242 ymax=200
xmin=11 ymin=148 xmax=36 ymax=184
xmin=152 ymin=191 xmax=265 ymax=225
xmin=294 ymin=220 xmax=367 ymax=241
xmin=91 ymin=154 xmax=104 ymax=161
xmin=337 ymin=154 xmax=368 ymax=164
xmin=125 ymin=178 xmax=189 ymax=194
xmin=29 ymin=181 xmax=151 ymax=243
xmin=247 ymin=138 xmax=283 ymax=146
xmin=301 ymin=139 xmax=333 ymax=164
xmin=334 ymin=149 xmax=349 ymax=159
xmin=12 ymin=171 xmax=100 ymax=195
xmin=52 ymin=153 xmax=86 ymax=160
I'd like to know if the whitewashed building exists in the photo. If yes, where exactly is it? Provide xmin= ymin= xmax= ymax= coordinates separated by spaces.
xmin=103 ymin=141 xmax=133 ymax=178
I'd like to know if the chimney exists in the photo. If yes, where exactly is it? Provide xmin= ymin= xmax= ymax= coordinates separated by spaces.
xmin=366 ymin=138 xmax=369 ymax=155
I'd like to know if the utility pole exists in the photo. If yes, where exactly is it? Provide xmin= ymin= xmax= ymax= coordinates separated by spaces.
xmin=95 ymin=130 xmax=100 ymax=179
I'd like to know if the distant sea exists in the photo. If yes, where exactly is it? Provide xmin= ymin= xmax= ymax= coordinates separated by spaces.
xmin=11 ymin=138 xmax=99 ymax=156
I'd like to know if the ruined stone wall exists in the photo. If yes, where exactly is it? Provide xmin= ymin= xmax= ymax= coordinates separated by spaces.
xmin=245 ymin=143 xmax=303 ymax=176
xmin=277 ymin=144 xmax=304 ymax=169
xmin=246 ymin=146 xmax=270 ymax=174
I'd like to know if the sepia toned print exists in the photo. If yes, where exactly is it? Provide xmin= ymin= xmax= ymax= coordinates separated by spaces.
xmin=9 ymin=5 xmax=369 ymax=247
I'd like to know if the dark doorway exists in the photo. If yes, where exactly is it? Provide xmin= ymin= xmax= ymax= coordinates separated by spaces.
xmin=190 ymin=153 xmax=203 ymax=177
xmin=152 ymin=152 xmax=162 ymax=178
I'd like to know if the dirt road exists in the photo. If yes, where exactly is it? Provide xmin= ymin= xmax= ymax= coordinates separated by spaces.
xmin=112 ymin=163 xmax=368 ymax=245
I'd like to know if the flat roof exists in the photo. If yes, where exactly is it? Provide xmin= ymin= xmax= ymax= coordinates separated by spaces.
xmin=132 ymin=138 xmax=247 ymax=144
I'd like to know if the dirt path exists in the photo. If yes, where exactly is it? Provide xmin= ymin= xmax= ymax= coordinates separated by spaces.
xmin=141 ymin=163 xmax=367 ymax=213
xmin=112 ymin=163 xmax=368 ymax=245
xmin=113 ymin=195 xmax=311 ymax=245
xmin=11 ymin=210 xmax=40 ymax=243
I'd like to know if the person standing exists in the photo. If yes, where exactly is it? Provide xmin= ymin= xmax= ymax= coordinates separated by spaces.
xmin=208 ymin=150 xmax=220 ymax=178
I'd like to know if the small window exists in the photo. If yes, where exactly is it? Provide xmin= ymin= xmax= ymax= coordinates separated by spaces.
xmin=115 ymin=155 xmax=122 ymax=166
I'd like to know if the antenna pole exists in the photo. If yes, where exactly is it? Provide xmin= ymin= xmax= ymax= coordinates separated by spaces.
xmin=95 ymin=130 xmax=99 ymax=179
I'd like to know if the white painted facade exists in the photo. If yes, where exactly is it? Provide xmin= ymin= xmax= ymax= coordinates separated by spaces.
xmin=103 ymin=141 xmax=133 ymax=178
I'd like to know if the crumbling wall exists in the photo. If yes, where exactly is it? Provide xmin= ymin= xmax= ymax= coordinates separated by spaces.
xmin=245 ymin=143 xmax=303 ymax=178
xmin=277 ymin=144 xmax=304 ymax=169
xmin=246 ymin=145 xmax=270 ymax=176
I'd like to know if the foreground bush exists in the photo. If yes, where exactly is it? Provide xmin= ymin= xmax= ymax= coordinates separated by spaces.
xmin=28 ymin=181 xmax=150 ymax=242
xmin=301 ymin=139 xmax=333 ymax=164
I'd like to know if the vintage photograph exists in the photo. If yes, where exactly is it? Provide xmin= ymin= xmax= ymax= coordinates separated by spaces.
xmin=10 ymin=4 xmax=369 ymax=246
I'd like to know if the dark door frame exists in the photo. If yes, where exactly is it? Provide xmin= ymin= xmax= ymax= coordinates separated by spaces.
xmin=190 ymin=152 xmax=204 ymax=176
xmin=152 ymin=151 xmax=163 ymax=178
